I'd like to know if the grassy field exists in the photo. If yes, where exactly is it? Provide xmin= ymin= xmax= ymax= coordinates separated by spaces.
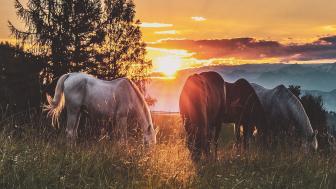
xmin=1 ymin=112 xmax=336 ymax=189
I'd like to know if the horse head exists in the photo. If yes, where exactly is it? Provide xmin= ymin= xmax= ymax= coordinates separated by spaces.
xmin=303 ymin=130 xmax=318 ymax=152
xmin=144 ymin=124 xmax=158 ymax=147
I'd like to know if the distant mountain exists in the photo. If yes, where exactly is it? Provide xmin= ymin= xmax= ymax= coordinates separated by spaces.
xmin=148 ymin=63 xmax=336 ymax=112
xmin=317 ymin=63 xmax=336 ymax=74
xmin=256 ymin=64 xmax=336 ymax=91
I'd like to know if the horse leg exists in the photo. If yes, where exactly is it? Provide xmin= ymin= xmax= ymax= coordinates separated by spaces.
xmin=204 ymin=129 xmax=211 ymax=160
xmin=234 ymin=123 xmax=241 ymax=152
xmin=214 ymin=123 xmax=222 ymax=159
xmin=243 ymin=124 xmax=252 ymax=150
xmin=118 ymin=116 xmax=128 ymax=146
xmin=66 ymin=108 xmax=81 ymax=146
xmin=204 ymin=122 xmax=213 ymax=160
xmin=190 ymin=126 xmax=201 ymax=162
xmin=184 ymin=118 xmax=194 ymax=154
xmin=194 ymin=132 xmax=202 ymax=161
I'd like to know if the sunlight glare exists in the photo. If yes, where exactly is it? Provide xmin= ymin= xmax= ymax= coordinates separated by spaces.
xmin=154 ymin=55 xmax=182 ymax=77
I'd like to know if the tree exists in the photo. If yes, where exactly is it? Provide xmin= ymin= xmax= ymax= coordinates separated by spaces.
xmin=9 ymin=0 xmax=151 ymax=93
xmin=288 ymin=85 xmax=329 ymax=148
xmin=94 ymin=0 xmax=152 ymax=92
xmin=301 ymin=94 xmax=329 ymax=149
xmin=9 ymin=0 xmax=103 ymax=81
xmin=301 ymin=95 xmax=327 ymax=133
xmin=0 ymin=42 xmax=44 ymax=113
xmin=288 ymin=85 xmax=301 ymax=99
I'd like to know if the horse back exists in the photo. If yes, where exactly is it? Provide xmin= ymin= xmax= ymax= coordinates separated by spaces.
xmin=199 ymin=71 xmax=225 ymax=121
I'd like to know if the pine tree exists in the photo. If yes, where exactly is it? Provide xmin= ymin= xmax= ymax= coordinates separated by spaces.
xmin=9 ymin=0 xmax=102 ymax=81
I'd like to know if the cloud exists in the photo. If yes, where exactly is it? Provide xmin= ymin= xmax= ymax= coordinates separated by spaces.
xmin=191 ymin=16 xmax=206 ymax=22
xmin=140 ymin=22 xmax=173 ymax=28
xmin=150 ymin=36 xmax=336 ymax=62
xmin=154 ymin=30 xmax=178 ymax=35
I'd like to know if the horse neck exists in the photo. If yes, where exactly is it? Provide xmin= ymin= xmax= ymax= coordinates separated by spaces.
xmin=139 ymin=104 xmax=153 ymax=129
xmin=127 ymin=79 xmax=153 ymax=130
xmin=289 ymin=96 xmax=313 ymax=138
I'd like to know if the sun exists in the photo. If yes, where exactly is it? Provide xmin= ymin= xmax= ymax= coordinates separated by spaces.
xmin=154 ymin=55 xmax=182 ymax=77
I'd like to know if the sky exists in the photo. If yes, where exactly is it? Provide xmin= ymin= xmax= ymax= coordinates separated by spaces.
xmin=134 ymin=0 xmax=336 ymax=76
xmin=1 ymin=0 xmax=336 ymax=76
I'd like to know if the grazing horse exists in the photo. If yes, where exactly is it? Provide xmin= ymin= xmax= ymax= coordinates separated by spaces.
xmin=44 ymin=73 xmax=156 ymax=146
xmin=251 ymin=83 xmax=318 ymax=151
xmin=222 ymin=79 xmax=266 ymax=150
xmin=179 ymin=71 xmax=225 ymax=161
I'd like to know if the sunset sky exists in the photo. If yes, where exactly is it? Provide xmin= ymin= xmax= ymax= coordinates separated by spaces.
xmin=1 ymin=0 xmax=336 ymax=76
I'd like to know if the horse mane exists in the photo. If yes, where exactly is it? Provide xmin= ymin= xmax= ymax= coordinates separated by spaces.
xmin=126 ymin=79 xmax=153 ymax=128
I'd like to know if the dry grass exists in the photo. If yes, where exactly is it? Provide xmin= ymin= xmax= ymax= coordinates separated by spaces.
xmin=0 ymin=112 xmax=336 ymax=188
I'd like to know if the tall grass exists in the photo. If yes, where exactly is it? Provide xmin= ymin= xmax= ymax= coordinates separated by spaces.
xmin=0 ymin=111 xmax=336 ymax=188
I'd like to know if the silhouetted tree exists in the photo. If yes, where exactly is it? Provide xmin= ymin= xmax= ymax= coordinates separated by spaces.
xmin=9 ymin=0 xmax=151 ymax=93
xmin=288 ymin=85 xmax=329 ymax=148
xmin=94 ymin=0 xmax=151 ymax=91
xmin=301 ymin=94 xmax=329 ymax=149
xmin=288 ymin=85 xmax=301 ymax=99
xmin=0 ymin=42 xmax=44 ymax=113
xmin=301 ymin=95 xmax=327 ymax=132
xmin=9 ymin=0 xmax=103 ymax=81
xmin=327 ymin=111 xmax=336 ymax=135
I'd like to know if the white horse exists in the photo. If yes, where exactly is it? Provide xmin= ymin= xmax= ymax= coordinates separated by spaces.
xmin=44 ymin=73 xmax=157 ymax=146
xmin=251 ymin=83 xmax=318 ymax=151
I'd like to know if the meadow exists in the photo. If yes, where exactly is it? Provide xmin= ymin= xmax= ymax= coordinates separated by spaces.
xmin=0 ymin=111 xmax=336 ymax=189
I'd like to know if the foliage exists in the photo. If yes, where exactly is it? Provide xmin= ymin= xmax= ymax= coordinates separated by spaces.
xmin=9 ymin=0 xmax=151 ymax=92
xmin=327 ymin=111 xmax=336 ymax=135
xmin=288 ymin=85 xmax=330 ymax=148
xmin=0 ymin=42 xmax=45 ymax=112
xmin=288 ymin=85 xmax=301 ymax=99
xmin=95 ymin=0 xmax=152 ymax=91
xmin=301 ymin=95 xmax=327 ymax=133
xmin=9 ymin=0 xmax=102 ymax=78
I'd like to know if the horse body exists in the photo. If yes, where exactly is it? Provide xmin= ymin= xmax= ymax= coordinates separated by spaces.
xmin=251 ymin=83 xmax=318 ymax=151
xmin=179 ymin=71 xmax=224 ymax=160
xmin=222 ymin=79 xmax=265 ymax=149
xmin=45 ymin=73 xmax=156 ymax=146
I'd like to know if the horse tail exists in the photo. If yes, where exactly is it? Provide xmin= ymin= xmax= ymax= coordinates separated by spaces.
xmin=43 ymin=73 xmax=70 ymax=127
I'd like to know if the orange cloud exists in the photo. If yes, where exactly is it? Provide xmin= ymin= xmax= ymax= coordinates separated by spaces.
xmin=150 ymin=36 xmax=336 ymax=62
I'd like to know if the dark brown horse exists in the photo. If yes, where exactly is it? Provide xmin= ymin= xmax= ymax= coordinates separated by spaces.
xmin=179 ymin=71 xmax=225 ymax=161
xmin=222 ymin=79 xmax=266 ymax=149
